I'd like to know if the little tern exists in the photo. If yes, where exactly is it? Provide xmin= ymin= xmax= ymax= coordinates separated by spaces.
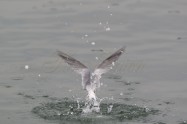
xmin=57 ymin=47 xmax=125 ymax=112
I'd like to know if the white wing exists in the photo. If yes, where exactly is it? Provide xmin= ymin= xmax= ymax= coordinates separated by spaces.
xmin=57 ymin=50 xmax=90 ymax=89
xmin=93 ymin=47 xmax=125 ymax=88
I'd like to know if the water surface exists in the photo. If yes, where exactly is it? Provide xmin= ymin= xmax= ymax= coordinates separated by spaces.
xmin=0 ymin=0 xmax=187 ymax=124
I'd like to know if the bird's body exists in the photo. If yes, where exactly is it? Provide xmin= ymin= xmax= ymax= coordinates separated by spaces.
xmin=57 ymin=47 xmax=125 ymax=113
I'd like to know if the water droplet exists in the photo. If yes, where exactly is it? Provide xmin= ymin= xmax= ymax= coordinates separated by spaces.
xmin=183 ymin=121 xmax=187 ymax=124
xmin=99 ymin=22 xmax=102 ymax=25
xmin=24 ymin=65 xmax=29 ymax=70
xmin=38 ymin=74 xmax=41 ymax=77
xmin=85 ymin=34 xmax=88 ymax=37
xmin=77 ymin=100 xmax=80 ymax=109
xmin=105 ymin=27 xmax=111 ymax=31
xmin=120 ymin=92 xmax=123 ymax=96
xmin=91 ymin=42 xmax=95 ymax=45
xmin=112 ymin=62 xmax=115 ymax=66
xmin=95 ymin=57 xmax=99 ymax=60
xmin=144 ymin=106 xmax=150 ymax=112
xmin=107 ymin=104 xmax=113 ymax=113
xmin=107 ymin=5 xmax=110 ymax=9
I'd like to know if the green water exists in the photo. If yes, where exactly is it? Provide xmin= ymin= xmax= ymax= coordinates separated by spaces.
xmin=32 ymin=98 xmax=159 ymax=123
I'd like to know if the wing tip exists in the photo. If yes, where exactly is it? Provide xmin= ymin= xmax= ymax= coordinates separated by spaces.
xmin=119 ymin=46 xmax=126 ymax=53
xmin=56 ymin=50 xmax=64 ymax=57
xmin=56 ymin=50 xmax=70 ymax=60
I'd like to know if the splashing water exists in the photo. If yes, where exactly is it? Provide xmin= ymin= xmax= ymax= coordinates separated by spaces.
xmin=32 ymin=97 xmax=159 ymax=122
xmin=57 ymin=47 xmax=125 ymax=114
xmin=107 ymin=104 xmax=113 ymax=113
xmin=32 ymin=47 xmax=159 ymax=122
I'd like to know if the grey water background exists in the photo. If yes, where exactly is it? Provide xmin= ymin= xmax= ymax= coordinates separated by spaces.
xmin=0 ymin=0 xmax=187 ymax=124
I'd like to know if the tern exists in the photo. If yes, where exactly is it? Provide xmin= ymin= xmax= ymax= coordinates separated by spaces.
xmin=57 ymin=47 xmax=125 ymax=112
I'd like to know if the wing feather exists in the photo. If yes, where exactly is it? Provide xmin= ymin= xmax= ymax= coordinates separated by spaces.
xmin=93 ymin=47 xmax=125 ymax=87
xmin=57 ymin=50 xmax=90 ymax=89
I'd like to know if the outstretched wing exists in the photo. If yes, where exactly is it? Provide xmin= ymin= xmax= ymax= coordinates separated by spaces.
xmin=57 ymin=50 xmax=90 ymax=89
xmin=92 ymin=47 xmax=125 ymax=87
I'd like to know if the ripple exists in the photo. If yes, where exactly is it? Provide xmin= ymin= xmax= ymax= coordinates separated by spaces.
xmin=32 ymin=98 xmax=159 ymax=123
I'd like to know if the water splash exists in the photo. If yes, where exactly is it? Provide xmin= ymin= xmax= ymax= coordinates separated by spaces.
xmin=57 ymin=47 xmax=126 ymax=113
xmin=32 ymin=97 xmax=159 ymax=122
xmin=107 ymin=104 xmax=113 ymax=113
xmin=36 ymin=47 xmax=159 ymax=122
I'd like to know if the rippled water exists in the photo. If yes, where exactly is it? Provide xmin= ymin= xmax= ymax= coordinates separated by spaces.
xmin=31 ymin=97 xmax=158 ymax=123
xmin=0 ymin=0 xmax=187 ymax=124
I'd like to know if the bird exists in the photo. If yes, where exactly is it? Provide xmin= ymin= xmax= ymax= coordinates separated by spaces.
xmin=57 ymin=47 xmax=125 ymax=112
